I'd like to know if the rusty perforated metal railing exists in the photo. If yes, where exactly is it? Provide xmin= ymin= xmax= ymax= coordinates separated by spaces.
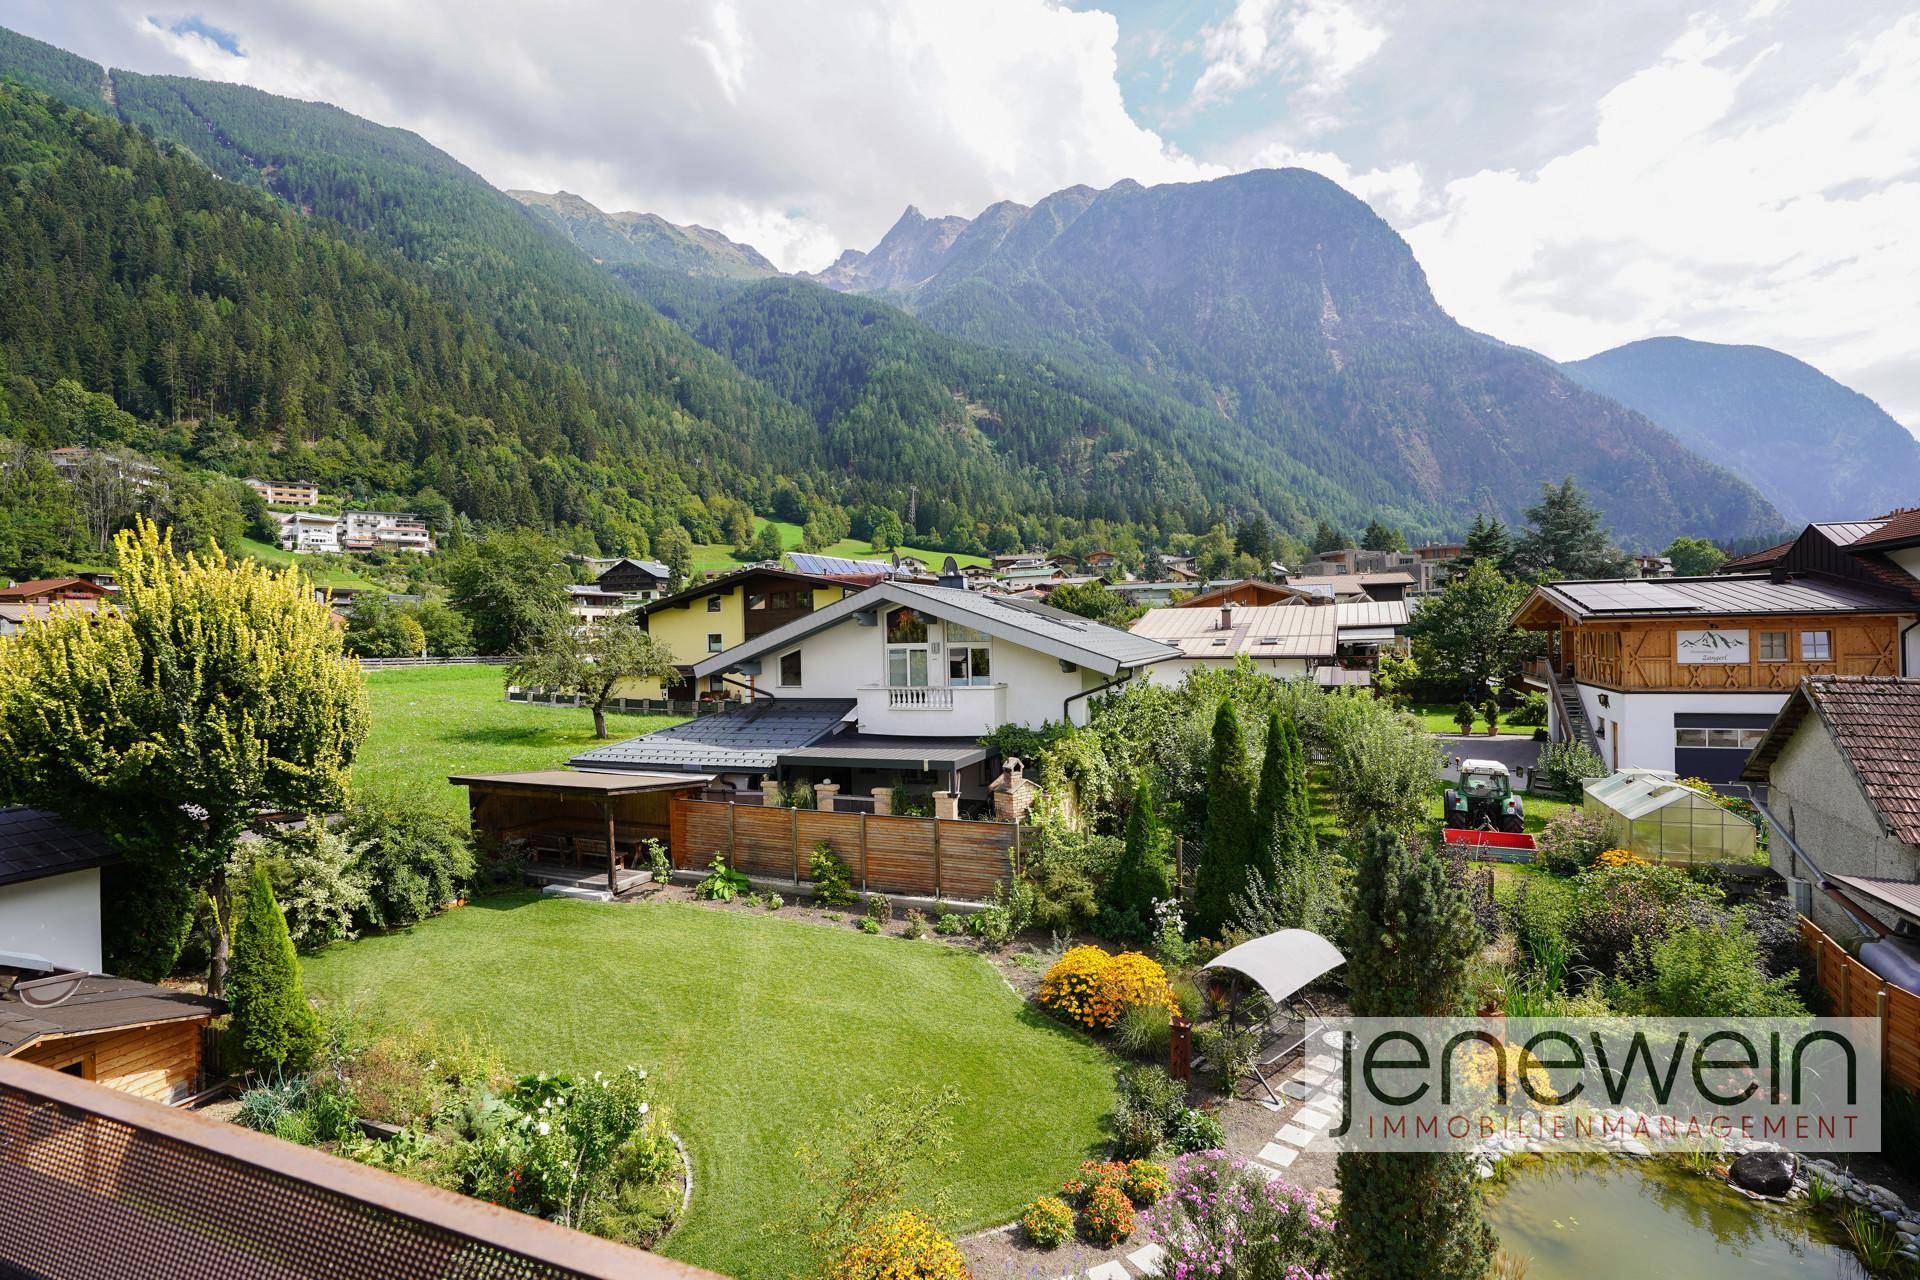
xmin=0 ymin=1056 xmax=723 ymax=1280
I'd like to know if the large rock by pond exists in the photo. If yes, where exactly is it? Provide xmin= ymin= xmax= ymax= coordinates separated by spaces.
xmin=1730 ymin=1151 xmax=1796 ymax=1198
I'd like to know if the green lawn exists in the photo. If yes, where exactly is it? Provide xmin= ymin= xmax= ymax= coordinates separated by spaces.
xmin=236 ymin=535 xmax=382 ymax=588
xmin=354 ymin=666 xmax=685 ymax=818
xmin=688 ymin=517 xmax=989 ymax=574
xmin=301 ymin=897 xmax=1115 ymax=1278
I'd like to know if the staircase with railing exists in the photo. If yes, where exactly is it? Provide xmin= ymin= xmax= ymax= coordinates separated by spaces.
xmin=1542 ymin=662 xmax=1603 ymax=759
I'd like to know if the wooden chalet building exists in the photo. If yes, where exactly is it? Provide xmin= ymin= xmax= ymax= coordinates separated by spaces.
xmin=1515 ymin=518 xmax=1920 ymax=782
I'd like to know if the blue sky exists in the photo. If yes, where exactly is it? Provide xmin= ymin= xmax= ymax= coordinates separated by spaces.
xmin=5 ymin=0 xmax=1917 ymax=428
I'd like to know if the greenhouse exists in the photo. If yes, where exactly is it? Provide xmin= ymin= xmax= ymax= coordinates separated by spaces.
xmin=1582 ymin=769 xmax=1759 ymax=865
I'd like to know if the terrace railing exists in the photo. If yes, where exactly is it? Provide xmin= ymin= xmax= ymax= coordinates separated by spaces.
xmin=0 ymin=1056 xmax=720 ymax=1280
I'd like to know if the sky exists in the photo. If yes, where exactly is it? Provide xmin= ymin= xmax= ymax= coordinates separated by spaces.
xmin=5 ymin=0 xmax=1917 ymax=429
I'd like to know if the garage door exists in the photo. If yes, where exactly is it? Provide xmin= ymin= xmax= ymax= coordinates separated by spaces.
xmin=1672 ymin=712 xmax=1776 ymax=783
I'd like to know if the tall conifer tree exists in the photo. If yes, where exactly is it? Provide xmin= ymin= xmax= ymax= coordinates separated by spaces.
xmin=1193 ymin=700 xmax=1257 ymax=936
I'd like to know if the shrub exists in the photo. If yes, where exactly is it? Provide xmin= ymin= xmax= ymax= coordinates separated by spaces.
xmin=228 ymin=866 xmax=322 ymax=1073
xmin=1536 ymin=807 xmax=1611 ymax=875
xmin=340 ymin=801 xmax=474 ymax=931
xmin=1536 ymin=739 xmax=1607 ymax=796
xmin=902 ymin=909 xmax=927 ymax=940
xmin=1510 ymin=692 xmax=1549 ymax=727
xmin=1113 ymin=1065 xmax=1188 ymax=1159
xmin=864 ymin=893 xmax=893 ymax=927
xmin=934 ymin=913 xmax=968 ymax=936
xmin=1037 ymin=945 xmax=1111 ymax=1028
xmin=1097 ymin=952 xmax=1177 ymax=1027
xmin=809 ymin=842 xmax=858 ymax=908
xmin=1115 ymin=1001 xmax=1173 ymax=1063
xmin=253 ymin=822 xmax=371 ymax=952
xmin=1021 ymin=1195 xmax=1074 ymax=1248
xmin=695 ymin=856 xmax=750 ymax=901
xmin=1192 ymin=1021 xmax=1260 ymax=1092
xmin=1083 ymin=1183 xmax=1136 ymax=1245
xmin=1453 ymin=701 xmax=1477 ymax=734
xmin=1168 ymin=1106 xmax=1226 ymax=1154
xmin=1140 ymin=1151 xmax=1337 ymax=1276
xmin=828 ymin=1209 xmax=968 ymax=1280
xmin=859 ymin=918 xmax=881 ymax=935
xmin=1480 ymin=698 xmax=1499 ymax=734
xmin=1061 ymin=1159 xmax=1126 ymax=1204
xmin=1611 ymin=915 xmax=1807 ymax=1017
xmin=644 ymin=838 xmax=673 ymax=884
xmin=1123 ymin=1159 xmax=1169 ymax=1207
xmin=1568 ymin=861 xmax=1719 ymax=977
xmin=1594 ymin=847 xmax=1646 ymax=868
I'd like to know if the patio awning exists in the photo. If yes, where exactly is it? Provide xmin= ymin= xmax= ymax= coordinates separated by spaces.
xmin=447 ymin=769 xmax=713 ymax=798
xmin=1831 ymin=875 xmax=1920 ymax=928
xmin=1315 ymin=667 xmax=1374 ymax=687
xmin=1203 ymin=929 xmax=1345 ymax=1006
xmin=777 ymin=734 xmax=991 ymax=772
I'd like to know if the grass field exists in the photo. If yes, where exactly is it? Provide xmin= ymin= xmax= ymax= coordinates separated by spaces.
xmin=688 ymin=517 xmax=990 ymax=575
xmin=302 ymin=897 xmax=1114 ymax=1278
xmin=353 ymin=666 xmax=685 ymax=818
xmin=236 ymin=536 xmax=382 ymax=588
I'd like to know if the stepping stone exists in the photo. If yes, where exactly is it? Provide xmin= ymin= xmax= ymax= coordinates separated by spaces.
xmin=1128 ymin=1243 xmax=1167 ymax=1272
xmin=1307 ymin=1054 xmax=1339 ymax=1072
xmin=1318 ymin=1029 xmax=1344 ymax=1047
xmin=1279 ymin=1079 xmax=1317 ymax=1100
xmin=1294 ymin=1068 xmax=1329 ymax=1086
xmin=1088 ymin=1263 xmax=1132 ymax=1280
xmin=1258 ymin=1141 xmax=1300 ymax=1167
xmin=1296 ymin=1107 xmax=1335 ymax=1130
xmin=1277 ymin=1123 xmax=1316 ymax=1147
xmin=1250 ymin=1162 xmax=1282 ymax=1182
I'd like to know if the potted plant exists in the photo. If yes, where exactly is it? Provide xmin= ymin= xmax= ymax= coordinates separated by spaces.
xmin=1482 ymin=697 xmax=1500 ymax=736
xmin=1453 ymin=700 xmax=1477 ymax=735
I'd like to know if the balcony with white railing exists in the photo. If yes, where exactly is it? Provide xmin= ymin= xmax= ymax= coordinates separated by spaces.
xmin=857 ymin=683 xmax=1006 ymax=735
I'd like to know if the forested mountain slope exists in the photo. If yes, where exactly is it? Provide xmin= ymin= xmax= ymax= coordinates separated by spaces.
xmin=1562 ymin=337 xmax=1920 ymax=526
xmin=817 ymin=170 xmax=1783 ymax=547
xmin=621 ymin=268 xmax=1368 ymax=539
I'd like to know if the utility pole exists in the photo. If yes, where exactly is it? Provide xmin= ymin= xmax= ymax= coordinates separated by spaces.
xmin=906 ymin=484 xmax=918 ymax=530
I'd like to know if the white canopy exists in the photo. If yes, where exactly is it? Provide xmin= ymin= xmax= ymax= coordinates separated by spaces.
xmin=1203 ymin=929 xmax=1345 ymax=1006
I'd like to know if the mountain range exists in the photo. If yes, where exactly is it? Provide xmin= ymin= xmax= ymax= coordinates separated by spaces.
xmin=6 ymin=19 xmax=1892 ymax=558
xmin=1561 ymin=337 xmax=1920 ymax=526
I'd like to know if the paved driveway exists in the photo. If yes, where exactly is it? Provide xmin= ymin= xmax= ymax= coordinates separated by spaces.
xmin=1435 ymin=733 xmax=1544 ymax=786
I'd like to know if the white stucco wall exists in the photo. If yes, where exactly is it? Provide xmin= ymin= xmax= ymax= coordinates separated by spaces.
xmin=1140 ymin=656 xmax=1311 ymax=686
xmin=759 ymin=612 xmax=1106 ymax=731
xmin=1767 ymin=719 xmax=1920 ymax=940
xmin=1574 ymin=685 xmax=1788 ymax=773
xmin=0 ymin=868 xmax=102 ymax=972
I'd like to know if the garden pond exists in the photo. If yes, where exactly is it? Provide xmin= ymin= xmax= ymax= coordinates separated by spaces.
xmin=1485 ymin=1158 xmax=1865 ymax=1278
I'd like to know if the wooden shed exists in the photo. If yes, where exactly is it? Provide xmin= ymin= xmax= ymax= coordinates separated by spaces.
xmin=451 ymin=769 xmax=713 ymax=898
xmin=0 ymin=972 xmax=222 ymax=1104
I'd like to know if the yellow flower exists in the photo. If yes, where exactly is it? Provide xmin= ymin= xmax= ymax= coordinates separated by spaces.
xmin=829 ymin=1210 xmax=970 ymax=1280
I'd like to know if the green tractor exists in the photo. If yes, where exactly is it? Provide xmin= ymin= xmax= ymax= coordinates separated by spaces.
xmin=1444 ymin=759 xmax=1526 ymax=833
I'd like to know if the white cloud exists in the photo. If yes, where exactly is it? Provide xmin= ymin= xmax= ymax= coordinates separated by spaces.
xmin=1399 ymin=9 xmax=1920 ymax=425
xmin=1192 ymin=0 xmax=1386 ymax=107
xmin=82 ymin=0 xmax=1208 ymax=272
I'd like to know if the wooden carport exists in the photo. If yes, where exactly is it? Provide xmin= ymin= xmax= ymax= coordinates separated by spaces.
xmin=450 ymin=769 xmax=713 ymax=897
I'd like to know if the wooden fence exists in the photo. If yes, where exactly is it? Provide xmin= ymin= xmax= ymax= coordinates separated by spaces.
xmin=1801 ymin=916 xmax=1920 ymax=1091
xmin=668 ymin=797 xmax=1019 ymax=902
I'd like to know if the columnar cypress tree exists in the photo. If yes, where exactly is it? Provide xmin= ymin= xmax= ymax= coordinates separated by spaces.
xmin=1106 ymin=778 xmax=1173 ymax=919
xmin=227 ymin=866 xmax=322 ymax=1075
xmin=1192 ymin=700 xmax=1257 ymax=937
xmin=1336 ymin=823 xmax=1494 ymax=1280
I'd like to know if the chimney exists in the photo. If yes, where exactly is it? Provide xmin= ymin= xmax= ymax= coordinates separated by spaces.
xmin=938 ymin=555 xmax=967 ymax=591
xmin=1218 ymin=603 xmax=1234 ymax=631
xmin=1769 ymin=562 xmax=1789 ymax=585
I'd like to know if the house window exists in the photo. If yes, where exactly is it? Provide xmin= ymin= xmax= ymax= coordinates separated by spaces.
xmin=779 ymin=649 xmax=802 ymax=687
xmin=946 ymin=622 xmax=992 ymax=686
xmin=1800 ymin=630 xmax=1832 ymax=662
xmin=1676 ymin=726 xmax=1768 ymax=749
xmin=885 ymin=607 xmax=930 ymax=687
xmin=1758 ymin=631 xmax=1789 ymax=662
xmin=707 ymin=633 xmax=723 ymax=653
xmin=769 ymin=590 xmax=791 ymax=609
xmin=706 ymin=596 xmax=722 ymax=612
xmin=747 ymin=592 xmax=767 ymax=611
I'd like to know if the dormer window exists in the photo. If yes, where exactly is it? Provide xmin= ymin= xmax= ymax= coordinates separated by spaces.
xmin=947 ymin=621 xmax=992 ymax=686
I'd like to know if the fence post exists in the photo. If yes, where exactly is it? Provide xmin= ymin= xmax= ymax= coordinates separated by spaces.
xmin=859 ymin=812 xmax=869 ymax=893
xmin=933 ymin=815 xmax=943 ymax=901
xmin=728 ymin=801 xmax=737 ymax=863
xmin=792 ymin=806 xmax=801 ymax=886
xmin=1878 ymin=988 xmax=1892 ymax=1081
